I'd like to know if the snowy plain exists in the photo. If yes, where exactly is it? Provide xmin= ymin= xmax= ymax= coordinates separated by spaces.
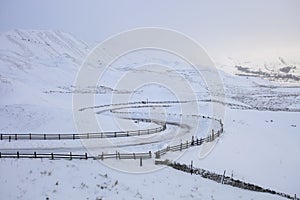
xmin=0 ymin=29 xmax=299 ymax=199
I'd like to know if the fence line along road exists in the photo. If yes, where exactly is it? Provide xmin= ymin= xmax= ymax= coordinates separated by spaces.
xmin=0 ymin=151 xmax=152 ymax=160
xmin=0 ymin=123 xmax=166 ymax=141
xmin=155 ymin=119 xmax=224 ymax=159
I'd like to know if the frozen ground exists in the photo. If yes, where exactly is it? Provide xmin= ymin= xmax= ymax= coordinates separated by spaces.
xmin=0 ymin=30 xmax=299 ymax=199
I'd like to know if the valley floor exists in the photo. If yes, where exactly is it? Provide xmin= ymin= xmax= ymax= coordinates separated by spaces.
xmin=0 ymin=108 xmax=299 ymax=200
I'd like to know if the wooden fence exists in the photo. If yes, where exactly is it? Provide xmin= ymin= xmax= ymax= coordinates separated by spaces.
xmin=156 ymin=160 xmax=298 ymax=200
xmin=0 ymin=123 xmax=166 ymax=141
xmin=155 ymin=120 xmax=223 ymax=159
xmin=0 ymin=151 xmax=152 ymax=160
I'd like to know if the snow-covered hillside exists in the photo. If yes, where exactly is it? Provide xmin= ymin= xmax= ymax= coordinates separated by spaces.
xmin=0 ymin=30 xmax=90 ymax=133
xmin=0 ymin=29 xmax=299 ymax=199
xmin=0 ymin=29 xmax=89 ymax=104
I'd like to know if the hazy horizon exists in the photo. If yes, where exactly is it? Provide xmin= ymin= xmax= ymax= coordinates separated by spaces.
xmin=1 ymin=0 xmax=299 ymax=60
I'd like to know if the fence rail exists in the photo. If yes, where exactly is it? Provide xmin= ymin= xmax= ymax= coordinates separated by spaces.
xmin=0 ymin=151 xmax=152 ymax=160
xmin=0 ymin=123 xmax=166 ymax=141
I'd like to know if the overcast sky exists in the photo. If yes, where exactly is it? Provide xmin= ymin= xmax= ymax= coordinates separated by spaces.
xmin=0 ymin=0 xmax=299 ymax=60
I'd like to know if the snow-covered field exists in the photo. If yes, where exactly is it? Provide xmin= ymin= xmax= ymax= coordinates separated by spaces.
xmin=0 ymin=30 xmax=299 ymax=199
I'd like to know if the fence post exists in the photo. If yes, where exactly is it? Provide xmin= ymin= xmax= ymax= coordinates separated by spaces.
xmin=44 ymin=134 xmax=46 ymax=140
xmin=0 ymin=134 xmax=2 ymax=140
xmin=51 ymin=153 xmax=54 ymax=160
xmin=69 ymin=152 xmax=72 ymax=160
xmin=191 ymin=136 xmax=194 ymax=146
xmin=73 ymin=134 xmax=75 ymax=140
xmin=186 ymin=141 xmax=189 ymax=149
xmin=140 ymin=158 xmax=142 ymax=167
xmin=9 ymin=135 xmax=11 ymax=142
xmin=180 ymin=142 xmax=182 ymax=151
xmin=17 ymin=151 xmax=19 ymax=158
xmin=155 ymin=151 xmax=160 ymax=159
xmin=58 ymin=134 xmax=60 ymax=140
xmin=133 ymin=153 xmax=136 ymax=159
xmin=0 ymin=152 xmax=1 ymax=158
xmin=34 ymin=152 xmax=37 ymax=158
xmin=118 ymin=152 xmax=121 ymax=159
xmin=29 ymin=133 xmax=32 ymax=140
xmin=221 ymin=170 xmax=226 ymax=184
xmin=15 ymin=134 xmax=17 ymax=140
xmin=149 ymin=151 xmax=152 ymax=158
xmin=85 ymin=153 xmax=88 ymax=160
